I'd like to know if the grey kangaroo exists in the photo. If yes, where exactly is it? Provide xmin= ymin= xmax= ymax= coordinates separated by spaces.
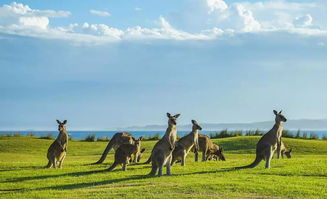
xmin=92 ymin=132 xmax=136 ymax=164
xmin=171 ymin=120 xmax=201 ymax=166
xmin=236 ymin=110 xmax=287 ymax=169
xmin=148 ymin=113 xmax=180 ymax=176
xmin=107 ymin=137 xmax=144 ymax=171
xmin=45 ymin=120 xmax=68 ymax=168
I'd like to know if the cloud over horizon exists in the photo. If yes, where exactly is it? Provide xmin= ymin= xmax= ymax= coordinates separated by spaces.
xmin=0 ymin=1 xmax=326 ymax=44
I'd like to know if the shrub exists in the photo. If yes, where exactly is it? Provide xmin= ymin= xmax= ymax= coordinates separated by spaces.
xmin=143 ymin=133 xmax=160 ymax=141
xmin=39 ymin=133 xmax=54 ymax=139
xmin=309 ymin=132 xmax=319 ymax=140
xmin=84 ymin=134 xmax=96 ymax=142
xmin=27 ymin=132 xmax=35 ymax=137
xmin=282 ymin=130 xmax=294 ymax=138
xmin=97 ymin=136 xmax=110 ymax=142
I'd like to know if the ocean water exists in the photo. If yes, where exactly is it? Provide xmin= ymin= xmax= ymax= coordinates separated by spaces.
xmin=0 ymin=130 xmax=327 ymax=140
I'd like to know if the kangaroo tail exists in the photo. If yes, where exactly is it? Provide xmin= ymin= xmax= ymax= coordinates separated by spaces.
xmin=235 ymin=155 xmax=262 ymax=169
xmin=142 ymin=155 xmax=152 ymax=164
xmin=44 ymin=160 xmax=52 ymax=168
xmin=91 ymin=138 xmax=116 ymax=165
xmin=107 ymin=162 xmax=118 ymax=172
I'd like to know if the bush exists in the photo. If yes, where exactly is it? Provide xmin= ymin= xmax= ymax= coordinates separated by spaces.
xmin=27 ymin=132 xmax=35 ymax=137
xmin=97 ymin=136 xmax=110 ymax=142
xmin=309 ymin=132 xmax=319 ymax=140
xmin=282 ymin=130 xmax=294 ymax=138
xmin=13 ymin=132 xmax=22 ymax=137
xmin=322 ymin=135 xmax=327 ymax=140
xmin=143 ymin=133 xmax=160 ymax=141
xmin=209 ymin=129 xmax=242 ymax=139
xmin=39 ymin=133 xmax=54 ymax=139
xmin=84 ymin=134 xmax=96 ymax=142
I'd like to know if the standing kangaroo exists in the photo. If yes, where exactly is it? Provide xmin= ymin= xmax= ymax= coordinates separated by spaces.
xmin=92 ymin=132 xmax=135 ymax=164
xmin=171 ymin=120 xmax=201 ymax=166
xmin=107 ymin=137 xmax=145 ymax=171
xmin=192 ymin=134 xmax=226 ymax=162
xmin=236 ymin=110 xmax=287 ymax=169
xmin=148 ymin=113 xmax=180 ymax=176
xmin=45 ymin=120 xmax=68 ymax=168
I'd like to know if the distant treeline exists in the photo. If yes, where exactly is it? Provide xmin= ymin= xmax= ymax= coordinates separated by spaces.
xmin=1 ymin=130 xmax=326 ymax=141
xmin=209 ymin=129 xmax=327 ymax=140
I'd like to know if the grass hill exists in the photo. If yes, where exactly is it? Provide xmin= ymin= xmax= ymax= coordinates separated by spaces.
xmin=0 ymin=136 xmax=326 ymax=199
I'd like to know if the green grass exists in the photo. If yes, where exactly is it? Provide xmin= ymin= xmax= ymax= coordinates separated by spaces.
xmin=0 ymin=136 xmax=326 ymax=199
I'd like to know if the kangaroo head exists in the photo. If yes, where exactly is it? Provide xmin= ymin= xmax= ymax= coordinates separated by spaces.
xmin=137 ymin=148 xmax=146 ymax=162
xmin=167 ymin=113 xmax=181 ymax=126
xmin=56 ymin=120 xmax=67 ymax=133
xmin=273 ymin=110 xmax=287 ymax=123
xmin=133 ymin=136 xmax=143 ymax=148
xmin=285 ymin=148 xmax=292 ymax=158
xmin=215 ymin=146 xmax=226 ymax=161
xmin=191 ymin=120 xmax=202 ymax=131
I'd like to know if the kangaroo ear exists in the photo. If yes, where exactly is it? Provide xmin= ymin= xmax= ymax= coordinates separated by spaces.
xmin=56 ymin=120 xmax=61 ymax=124
xmin=140 ymin=148 xmax=145 ymax=153
xmin=62 ymin=120 xmax=67 ymax=124
xmin=138 ymin=136 xmax=143 ymax=141
xmin=273 ymin=110 xmax=278 ymax=115
xmin=167 ymin=113 xmax=171 ymax=118
xmin=191 ymin=120 xmax=196 ymax=125
xmin=174 ymin=114 xmax=181 ymax=118
xmin=132 ymin=137 xmax=136 ymax=141
xmin=279 ymin=110 xmax=283 ymax=114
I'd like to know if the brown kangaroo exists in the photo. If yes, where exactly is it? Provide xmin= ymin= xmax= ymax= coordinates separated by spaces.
xmin=107 ymin=137 xmax=145 ymax=171
xmin=45 ymin=120 xmax=68 ymax=168
xmin=236 ymin=110 xmax=287 ymax=169
xmin=171 ymin=120 xmax=201 ymax=166
xmin=280 ymin=141 xmax=292 ymax=158
xmin=205 ymin=144 xmax=226 ymax=161
xmin=92 ymin=132 xmax=136 ymax=164
xmin=193 ymin=134 xmax=226 ymax=162
xmin=148 ymin=113 xmax=180 ymax=176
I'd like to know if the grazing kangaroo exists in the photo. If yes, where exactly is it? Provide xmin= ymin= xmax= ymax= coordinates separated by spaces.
xmin=236 ymin=110 xmax=287 ymax=169
xmin=280 ymin=141 xmax=292 ymax=159
xmin=193 ymin=134 xmax=226 ymax=162
xmin=148 ymin=113 xmax=180 ymax=176
xmin=171 ymin=120 xmax=201 ymax=166
xmin=45 ymin=120 xmax=68 ymax=168
xmin=107 ymin=137 xmax=145 ymax=171
xmin=92 ymin=132 xmax=135 ymax=164
xmin=206 ymin=144 xmax=226 ymax=161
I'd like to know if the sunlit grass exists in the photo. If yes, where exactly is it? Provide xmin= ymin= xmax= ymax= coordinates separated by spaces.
xmin=0 ymin=136 xmax=326 ymax=198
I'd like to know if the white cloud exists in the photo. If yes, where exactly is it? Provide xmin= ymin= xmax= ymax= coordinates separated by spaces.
xmin=0 ymin=1 xmax=327 ymax=45
xmin=134 ymin=7 xmax=142 ymax=11
xmin=234 ymin=4 xmax=261 ymax=32
xmin=89 ymin=9 xmax=111 ymax=17
xmin=294 ymin=14 xmax=313 ymax=28
xmin=207 ymin=0 xmax=228 ymax=14
xmin=0 ymin=2 xmax=69 ymax=30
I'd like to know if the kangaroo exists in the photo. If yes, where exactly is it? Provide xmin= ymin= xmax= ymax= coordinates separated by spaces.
xmin=236 ymin=110 xmax=287 ymax=169
xmin=107 ymin=137 xmax=145 ymax=171
xmin=148 ymin=113 xmax=180 ymax=176
xmin=45 ymin=120 xmax=68 ymax=168
xmin=206 ymin=144 xmax=226 ymax=161
xmin=280 ymin=141 xmax=292 ymax=159
xmin=92 ymin=132 xmax=135 ymax=164
xmin=171 ymin=120 xmax=201 ymax=166
xmin=193 ymin=134 xmax=226 ymax=162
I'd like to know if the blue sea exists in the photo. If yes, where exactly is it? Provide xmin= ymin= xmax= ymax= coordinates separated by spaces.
xmin=0 ymin=130 xmax=326 ymax=140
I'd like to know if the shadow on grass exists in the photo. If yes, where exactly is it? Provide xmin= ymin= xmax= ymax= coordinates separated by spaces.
xmin=4 ymin=165 xmax=150 ymax=183
xmin=28 ymin=168 xmax=237 ymax=191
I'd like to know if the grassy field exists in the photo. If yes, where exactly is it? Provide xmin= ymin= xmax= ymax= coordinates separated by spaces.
xmin=0 ymin=136 xmax=326 ymax=199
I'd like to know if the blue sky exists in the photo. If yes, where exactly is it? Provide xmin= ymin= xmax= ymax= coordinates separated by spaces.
xmin=0 ymin=0 xmax=327 ymax=130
